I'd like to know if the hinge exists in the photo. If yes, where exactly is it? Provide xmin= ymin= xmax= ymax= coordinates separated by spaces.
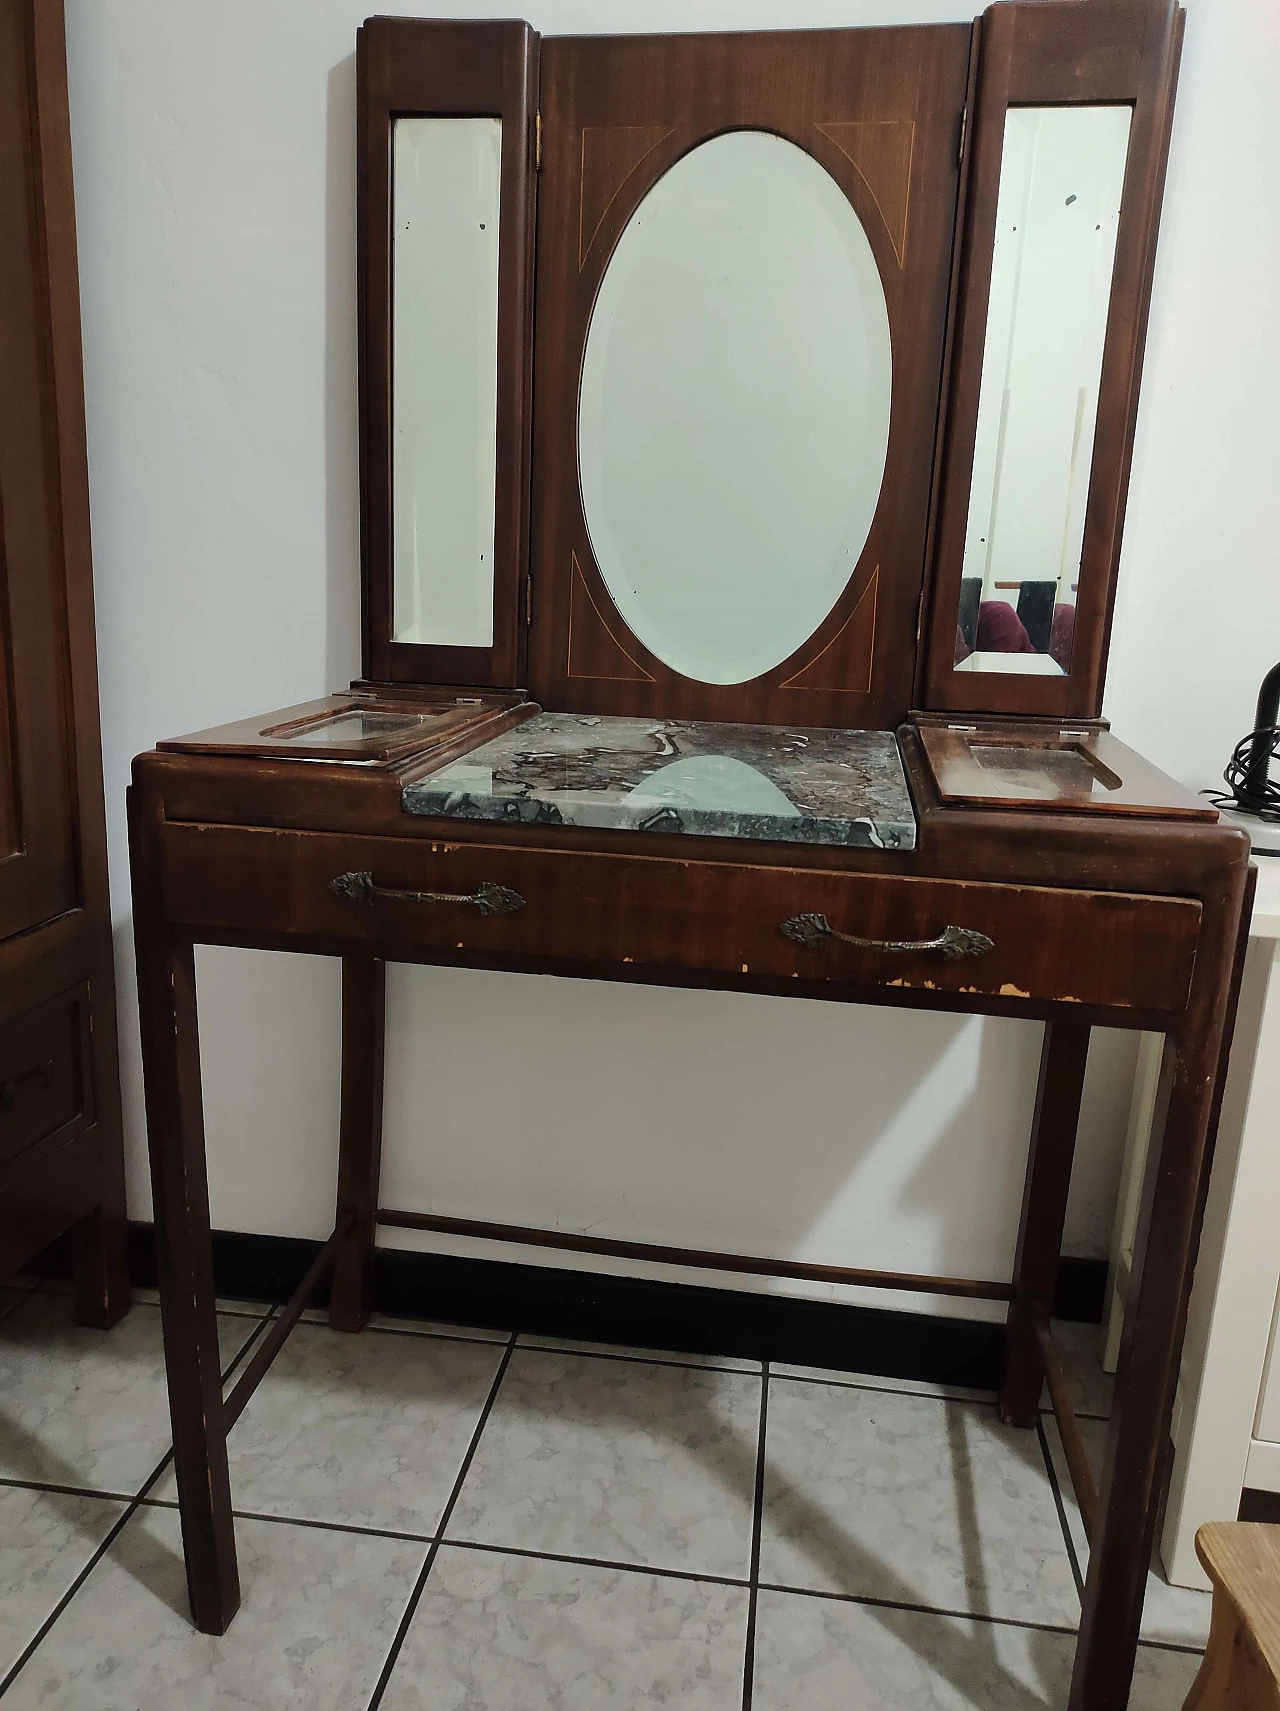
xmin=958 ymin=104 xmax=967 ymax=167
xmin=535 ymin=110 xmax=542 ymax=171
xmin=525 ymin=575 xmax=533 ymax=627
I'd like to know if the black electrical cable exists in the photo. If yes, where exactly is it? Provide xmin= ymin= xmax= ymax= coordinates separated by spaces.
xmin=1202 ymin=660 xmax=1280 ymax=823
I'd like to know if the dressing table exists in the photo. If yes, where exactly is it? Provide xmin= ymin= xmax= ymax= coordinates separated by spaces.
xmin=127 ymin=4 xmax=1254 ymax=1706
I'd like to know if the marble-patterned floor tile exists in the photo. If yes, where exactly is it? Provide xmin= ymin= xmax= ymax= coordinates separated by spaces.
xmin=0 ymin=1295 xmax=262 ymax=1497
xmin=0 ymin=1485 xmax=126 ymax=1677
xmin=448 ymin=1347 xmax=761 ymax=1578
xmin=380 ymin=1544 xmax=748 ymax=1710
xmin=516 ymin=1331 xmax=760 ymax=1373
xmin=1043 ymin=1413 xmax=1211 ymax=1648
xmin=751 ymin=1586 xmax=1199 ymax=1710
xmin=772 ymin=1362 xmax=994 ymax=1404
xmin=1040 ymin=1320 xmax=1114 ymax=1421
xmin=154 ymin=1321 xmax=505 ymax=1532
xmin=2 ymin=1503 xmax=425 ymax=1710
xmin=759 ymin=1381 xmax=1078 ymax=1627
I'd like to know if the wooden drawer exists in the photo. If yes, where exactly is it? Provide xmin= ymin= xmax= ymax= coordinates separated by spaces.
xmin=0 ymin=988 xmax=89 ymax=1169
xmin=160 ymin=823 xmax=1202 ymax=1014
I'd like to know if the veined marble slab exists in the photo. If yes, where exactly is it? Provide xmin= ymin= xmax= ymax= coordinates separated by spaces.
xmin=402 ymin=713 xmax=917 ymax=850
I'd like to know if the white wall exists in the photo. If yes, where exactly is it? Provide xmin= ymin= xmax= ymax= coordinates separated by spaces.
xmin=63 ymin=0 xmax=1280 ymax=1322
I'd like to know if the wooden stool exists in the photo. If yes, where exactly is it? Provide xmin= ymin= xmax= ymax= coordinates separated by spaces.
xmin=1184 ymin=1523 xmax=1280 ymax=1710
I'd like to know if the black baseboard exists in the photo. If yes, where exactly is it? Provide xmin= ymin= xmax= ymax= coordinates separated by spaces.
xmin=22 ymin=1224 xmax=1108 ymax=1393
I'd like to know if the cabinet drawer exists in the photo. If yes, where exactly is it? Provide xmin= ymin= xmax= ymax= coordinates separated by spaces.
xmin=0 ymin=988 xmax=89 ymax=1169
xmin=160 ymin=823 xmax=1201 ymax=1013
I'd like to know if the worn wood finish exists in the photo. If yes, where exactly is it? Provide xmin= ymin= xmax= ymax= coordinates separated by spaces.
xmin=358 ymin=17 xmax=539 ymax=690
xmin=1000 ymin=1022 xmax=1092 ymax=1425
xmin=528 ymin=24 xmax=971 ymax=729
xmin=127 ymin=9 xmax=1237 ymax=1705
xmin=1071 ymin=861 xmax=1252 ymax=1711
xmin=329 ymin=960 xmax=386 ymax=1332
xmin=129 ymin=740 xmax=1254 ymax=1700
xmin=154 ymin=820 xmax=1203 ymax=1015
xmin=0 ymin=0 xmax=128 ymax=1323
xmin=919 ymin=722 xmax=1217 ymax=818
xmin=129 ymin=789 xmax=238 ymax=1634
xmin=1184 ymin=1524 xmax=1280 ymax=1711
xmin=920 ymin=0 xmax=1185 ymax=720
xmin=159 ymin=692 xmax=528 ymax=765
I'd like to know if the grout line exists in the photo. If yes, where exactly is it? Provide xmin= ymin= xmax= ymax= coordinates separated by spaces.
xmin=0 ymin=1473 xmax=138 ymax=1504
xmin=1039 ymin=1402 xmax=1111 ymax=1425
xmin=364 ymin=1335 xmax=517 ymax=1711
xmin=0 ymin=1471 xmax=165 ymax=1696
xmin=133 ymin=1498 xmax=440 ymax=1548
xmin=513 ymin=1337 xmax=761 ymax=1378
xmin=1038 ymin=1414 xmax=1086 ymax=1602
xmin=286 ymin=1309 xmax=507 ymax=1352
xmin=756 ymin=1580 xmax=1086 ymax=1639
xmin=770 ymin=1367 xmax=998 ymax=1406
xmin=741 ymin=1360 xmax=770 ymax=1711
xmin=445 ymin=1535 xmax=752 ymax=1590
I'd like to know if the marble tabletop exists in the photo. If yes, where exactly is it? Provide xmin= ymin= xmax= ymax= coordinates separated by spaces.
xmin=402 ymin=713 xmax=917 ymax=849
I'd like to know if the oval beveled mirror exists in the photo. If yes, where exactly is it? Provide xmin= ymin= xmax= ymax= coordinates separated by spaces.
xmin=578 ymin=130 xmax=892 ymax=687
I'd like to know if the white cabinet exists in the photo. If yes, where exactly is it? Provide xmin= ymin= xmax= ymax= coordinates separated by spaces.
xmin=1104 ymin=856 xmax=1280 ymax=1589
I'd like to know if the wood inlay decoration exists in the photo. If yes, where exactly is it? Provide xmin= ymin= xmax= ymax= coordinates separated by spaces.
xmin=567 ymin=552 xmax=655 ymax=681
xmin=817 ymin=120 xmax=916 ymax=267
xmin=531 ymin=26 xmax=972 ymax=728
xmin=779 ymin=568 xmax=879 ymax=693
xmin=578 ymin=125 xmax=674 ymax=270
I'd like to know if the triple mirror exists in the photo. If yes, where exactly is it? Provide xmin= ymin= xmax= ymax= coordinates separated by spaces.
xmin=364 ymin=0 xmax=1183 ymax=725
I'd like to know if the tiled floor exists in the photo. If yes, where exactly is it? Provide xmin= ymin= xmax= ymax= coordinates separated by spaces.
xmin=0 ymin=1281 xmax=1207 ymax=1708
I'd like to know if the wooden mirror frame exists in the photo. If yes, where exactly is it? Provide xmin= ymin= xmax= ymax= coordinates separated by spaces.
xmin=357 ymin=16 xmax=539 ymax=690
xmin=356 ymin=2 xmax=1184 ymax=727
xmin=917 ymin=0 xmax=1185 ymax=720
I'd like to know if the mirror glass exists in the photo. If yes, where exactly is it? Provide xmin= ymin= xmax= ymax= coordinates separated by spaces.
xmin=579 ymin=130 xmax=892 ymax=686
xmin=392 ymin=117 xmax=501 ymax=647
xmin=954 ymin=105 xmax=1131 ymax=677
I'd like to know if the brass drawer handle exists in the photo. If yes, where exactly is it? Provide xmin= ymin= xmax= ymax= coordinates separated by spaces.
xmin=780 ymin=915 xmax=994 ymax=961
xmin=330 ymin=872 xmax=524 ymax=916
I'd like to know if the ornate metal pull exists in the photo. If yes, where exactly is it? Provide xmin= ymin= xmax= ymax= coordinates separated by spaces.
xmin=330 ymin=872 xmax=524 ymax=916
xmin=779 ymin=914 xmax=994 ymax=961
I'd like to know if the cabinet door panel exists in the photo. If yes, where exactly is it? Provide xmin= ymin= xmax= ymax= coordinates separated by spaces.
xmin=0 ymin=0 xmax=77 ymax=936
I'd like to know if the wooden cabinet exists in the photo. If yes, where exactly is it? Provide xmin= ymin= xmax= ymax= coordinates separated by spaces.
xmin=0 ymin=0 xmax=128 ymax=1323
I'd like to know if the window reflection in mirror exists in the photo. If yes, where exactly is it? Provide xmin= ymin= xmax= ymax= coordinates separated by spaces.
xmin=391 ymin=116 xmax=501 ymax=648
xmin=954 ymin=105 xmax=1131 ymax=677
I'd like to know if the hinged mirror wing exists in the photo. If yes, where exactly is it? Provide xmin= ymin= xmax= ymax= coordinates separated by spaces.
xmin=358 ymin=16 xmax=539 ymax=690
xmin=919 ymin=0 xmax=1184 ymax=719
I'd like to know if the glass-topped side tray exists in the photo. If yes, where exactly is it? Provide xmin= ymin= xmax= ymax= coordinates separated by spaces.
xmin=917 ymin=721 xmax=1216 ymax=819
xmin=157 ymin=691 xmax=530 ymax=765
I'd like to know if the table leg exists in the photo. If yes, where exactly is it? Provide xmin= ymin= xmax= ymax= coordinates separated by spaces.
xmin=999 ymin=1021 xmax=1091 ymax=1426
xmin=1069 ymin=857 xmax=1255 ymax=1711
xmin=131 ymin=808 xmax=239 ymax=1632
xmin=329 ymin=957 xmax=386 ymax=1332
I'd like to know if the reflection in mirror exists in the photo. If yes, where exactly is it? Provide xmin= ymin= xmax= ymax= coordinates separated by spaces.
xmin=954 ymin=105 xmax=1131 ymax=677
xmin=392 ymin=117 xmax=501 ymax=647
xmin=579 ymin=130 xmax=892 ymax=686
